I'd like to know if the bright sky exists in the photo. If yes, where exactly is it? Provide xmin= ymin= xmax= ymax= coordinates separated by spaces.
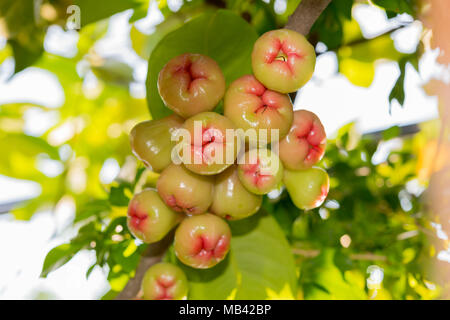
xmin=0 ymin=3 xmax=443 ymax=299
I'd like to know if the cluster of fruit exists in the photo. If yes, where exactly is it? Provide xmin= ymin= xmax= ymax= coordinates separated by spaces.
xmin=128 ymin=29 xmax=329 ymax=300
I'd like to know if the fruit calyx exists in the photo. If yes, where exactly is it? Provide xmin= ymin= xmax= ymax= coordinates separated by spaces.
xmin=191 ymin=234 xmax=229 ymax=261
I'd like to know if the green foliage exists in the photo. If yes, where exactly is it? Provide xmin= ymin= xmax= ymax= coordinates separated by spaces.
xmin=146 ymin=9 xmax=258 ymax=119
xmin=0 ymin=0 xmax=440 ymax=300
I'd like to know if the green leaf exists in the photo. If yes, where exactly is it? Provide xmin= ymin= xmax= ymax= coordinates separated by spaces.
xmin=40 ymin=243 xmax=82 ymax=278
xmin=389 ymin=59 xmax=407 ymax=109
xmin=170 ymin=211 xmax=297 ymax=299
xmin=109 ymin=185 xmax=130 ymax=207
xmin=74 ymin=0 xmax=142 ymax=26
xmin=373 ymin=0 xmax=415 ymax=16
xmin=146 ymin=9 xmax=258 ymax=119
xmin=382 ymin=126 xmax=401 ymax=140
xmin=310 ymin=0 xmax=353 ymax=49
xmin=301 ymin=249 xmax=367 ymax=300
xmin=130 ymin=14 xmax=186 ymax=61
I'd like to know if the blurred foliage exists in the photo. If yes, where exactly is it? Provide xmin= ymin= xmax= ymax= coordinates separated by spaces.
xmin=0 ymin=0 xmax=445 ymax=299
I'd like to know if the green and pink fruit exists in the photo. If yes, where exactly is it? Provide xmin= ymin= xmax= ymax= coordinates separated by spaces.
xmin=174 ymin=213 xmax=231 ymax=269
xmin=224 ymin=75 xmax=293 ymax=144
xmin=130 ymin=115 xmax=184 ymax=172
xmin=237 ymin=148 xmax=283 ymax=195
xmin=158 ymin=53 xmax=226 ymax=118
xmin=210 ymin=165 xmax=262 ymax=220
xmin=252 ymin=29 xmax=316 ymax=93
xmin=157 ymin=163 xmax=214 ymax=215
xmin=279 ymin=110 xmax=326 ymax=170
xmin=141 ymin=262 xmax=188 ymax=300
xmin=283 ymin=167 xmax=330 ymax=210
xmin=127 ymin=189 xmax=183 ymax=243
xmin=179 ymin=112 xmax=240 ymax=175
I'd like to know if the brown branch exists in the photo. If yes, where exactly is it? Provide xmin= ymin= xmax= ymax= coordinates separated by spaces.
xmin=285 ymin=0 xmax=333 ymax=36
xmin=285 ymin=0 xmax=332 ymax=101
xmin=115 ymin=230 xmax=175 ymax=300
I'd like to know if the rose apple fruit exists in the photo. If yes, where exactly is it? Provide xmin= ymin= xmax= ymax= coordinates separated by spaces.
xmin=252 ymin=29 xmax=316 ymax=93
xmin=279 ymin=109 xmax=326 ymax=170
xmin=130 ymin=114 xmax=184 ymax=172
xmin=127 ymin=189 xmax=183 ymax=243
xmin=174 ymin=213 xmax=231 ymax=269
xmin=158 ymin=53 xmax=226 ymax=118
xmin=210 ymin=165 xmax=262 ymax=220
xmin=157 ymin=163 xmax=214 ymax=215
xmin=284 ymin=167 xmax=330 ymax=210
xmin=178 ymin=112 xmax=241 ymax=175
xmin=224 ymin=75 xmax=293 ymax=145
xmin=237 ymin=148 xmax=283 ymax=195
xmin=141 ymin=262 xmax=188 ymax=300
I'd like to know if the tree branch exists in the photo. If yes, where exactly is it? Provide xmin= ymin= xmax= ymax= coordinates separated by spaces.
xmin=285 ymin=0 xmax=333 ymax=36
xmin=115 ymin=230 xmax=175 ymax=300
xmin=285 ymin=0 xmax=332 ymax=101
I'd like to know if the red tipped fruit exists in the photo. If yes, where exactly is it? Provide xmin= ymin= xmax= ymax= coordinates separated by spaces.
xmin=237 ymin=148 xmax=283 ymax=195
xmin=127 ymin=189 xmax=183 ymax=243
xmin=179 ymin=112 xmax=240 ymax=175
xmin=210 ymin=165 xmax=262 ymax=220
xmin=158 ymin=53 xmax=226 ymax=118
xmin=130 ymin=115 xmax=184 ymax=172
xmin=284 ymin=167 xmax=330 ymax=210
xmin=279 ymin=110 xmax=326 ymax=170
xmin=224 ymin=74 xmax=293 ymax=144
xmin=141 ymin=262 xmax=188 ymax=300
xmin=174 ymin=213 xmax=231 ymax=269
xmin=252 ymin=29 xmax=316 ymax=93
xmin=157 ymin=163 xmax=214 ymax=215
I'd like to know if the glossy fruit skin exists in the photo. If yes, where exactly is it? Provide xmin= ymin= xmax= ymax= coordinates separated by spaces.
xmin=127 ymin=189 xmax=183 ymax=243
xmin=252 ymin=29 xmax=316 ymax=93
xmin=141 ymin=262 xmax=188 ymax=300
xmin=130 ymin=115 xmax=184 ymax=173
xmin=174 ymin=213 xmax=231 ymax=269
xmin=179 ymin=112 xmax=241 ymax=175
xmin=158 ymin=53 xmax=226 ymax=118
xmin=283 ymin=167 xmax=330 ymax=210
xmin=210 ymin=165 xmax=262 ymax=220
xmin=279 ymin=110 xmax=326 ymax=170
xmin=224 ymin=75 xmax=293 ymax=145
xmin=157 ymin=163 xmax=214 ymax=215
xmin=237 ymin=148 xmax=283 ymax=195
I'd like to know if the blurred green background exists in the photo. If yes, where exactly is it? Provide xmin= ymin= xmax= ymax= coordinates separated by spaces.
xmin=0 ymin=0 xmax=448 ymax=299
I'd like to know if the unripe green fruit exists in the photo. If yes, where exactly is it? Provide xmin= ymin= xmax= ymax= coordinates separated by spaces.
xmin=179 ymin=112 xmax=241 ymax=175
xmin=283 ymin=167 xmax=330 ymax=210
xmin=158 ymin=53 xmax=226 ymax=118
xmin=237 ymin=148 xmax=283 ymax=195
xmin=210 ymin=165 xmax=262 ymax=220
xmin=141 ymin=262 xmax=188 ymax=300
xmin=157 ymin=163 xmax=214 ymax=215
xmin=130 ymin=115 xmax=183 ymax=172
xmin=224 ymin=74 xmax=293 ymax=144
xmin=252 ymin=29 xmax=316 ymax=93
xmin=279 ymin=110 xmax=326 ymax=170
xmin=174 ymin=213 xmax=231 ymax=269
xmin=127 ymin=189 xmax=183 ymax=243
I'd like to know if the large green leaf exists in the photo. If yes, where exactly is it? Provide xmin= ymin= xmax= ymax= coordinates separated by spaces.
xmin=169 ymin=211 xmax=297 ymax=299
xmin=146 ymin=9 xmax=258 ymax=120
xmin=74 ymin=0 xmax=143 ymax=26
xmin=301 ymin=249 xmax=367 ymax=300
xmin=40 ymin=243 xmax=83 ymax=278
